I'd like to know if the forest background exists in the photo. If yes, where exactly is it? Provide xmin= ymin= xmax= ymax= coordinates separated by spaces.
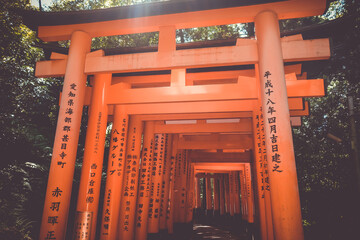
xmin=0 ymin=0 xmax=359 ymax=239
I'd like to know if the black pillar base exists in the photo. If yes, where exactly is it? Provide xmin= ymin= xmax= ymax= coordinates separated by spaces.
xmin=147 ymin=232 xmax=161 ymax=240
xmin=173 ymin=222 xmax=193 ymax=240
xmin=205 ymin=209 xmax=214 ymax=217
xmin=158 ymin=229 xmax=170 ymax=240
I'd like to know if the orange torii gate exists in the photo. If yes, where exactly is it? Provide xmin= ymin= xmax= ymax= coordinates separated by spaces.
xmin=21 ymin=0 xmax=331 ymax=240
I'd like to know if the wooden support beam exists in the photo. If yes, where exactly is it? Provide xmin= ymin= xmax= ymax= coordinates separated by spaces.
xmin=153 ymin=119 xmax=252 ymax=134
xmin=190 ymin=151 xmax=251 ymax=163
xmin=36 ymin=0 xmax=327 ymax=41
xmin=35 ymin=38 xmax=329 ymax=77
xmin=178 ymin=134 xmax=253 ymax=150
xmin=112 ymin=100 xmax=256 ymax=115
xmin=194 ymin=163 xmax=246 ymax=171
xmin=289 ymin=101 xmax=310 ymax=116
xmin=112 ymin=64 xmax=301 ymax=87
xmin=139 ymin=112 xmax=253 ymax=121
xmin=105 ymin=79 xmax=323 ymax=104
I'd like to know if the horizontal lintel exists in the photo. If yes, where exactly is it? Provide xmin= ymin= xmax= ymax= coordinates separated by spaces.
xmin=35 ymin=38 xmax=329 ymax=77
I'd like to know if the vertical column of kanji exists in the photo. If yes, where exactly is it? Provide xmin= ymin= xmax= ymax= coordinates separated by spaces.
xmin=252 ymin=98 xmax=268 ymax=240
xmin=39 ymin=31 xmax=91 ymax=240
xmin=167 ymin=135 xmax=179 ymax=234
xmin=79 ymin=74 xmax=111 ymax=239
xmin=148 ymin=134 xmax=166 ymax=234
xmin=245 ymin=164 xmax=255 ymax=223
xmin=213 ymin=175 xmax=220 ymax=217
xmin=118 ymin=116 xmax=144 ymax=240
xmin=205 ymin=174 xmax=213 ymax=216
xmin=185 ymin=163 xmax=195 ymax=223
xmin=178 ymin=150 xmax=188 ymax=223
xmin=99 ymin=105 xmax=129 ymax=240
xmin=234 ymin=172 xmax=241 ymax=216
xmin=159 ymin=134 xmax=173 ymax=230
xmin=195 ymin=176 xmax=202 ymax=212
xmin=260 ymin=109 xmax=274 ymax=240
xmin=73 ymin=73 xmax=111 ymax=240
xmin=172 ymin=150 xmax=182 ymax=223
xmin=219 ymin=175 xmax=225 ymax=216
xmin=134 ymin=121 xmax=155 ymax=240
xmin=255 ymin=10 xmax=304 ymax=240
xmin=239 ymin=169 xmax=248 ymax=221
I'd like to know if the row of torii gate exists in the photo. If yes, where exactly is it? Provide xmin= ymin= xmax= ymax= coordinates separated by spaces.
xmin=23 ymin=0 xmax=331 ymax=239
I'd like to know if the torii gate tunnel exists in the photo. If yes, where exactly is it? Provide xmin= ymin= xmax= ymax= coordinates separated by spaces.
xmin=25 ymin=0 xmax=330 ymax=239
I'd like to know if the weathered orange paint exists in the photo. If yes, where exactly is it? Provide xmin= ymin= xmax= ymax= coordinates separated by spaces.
xmin=148 ymin=134 xmax=166 ymax=233
xmin=260 ymin=108 xmax=275 ymax=240
xmin=195 ymin=177 xmax=202 ymax=209
xmin=74 ymin=73 xmax=111 ymax=240
xmin=239 ymin=170 xmax=247 ymax=220
xmin=252 ymin=104 xmax=268 ymax=240
xmin=33 ymin=2 xmax=332 ymax=239
xmin=159 ymin=134 xmax=173 ymax=230
xmin=36 ymin=37 xmax=329 ymax=77
xmin=185 ymin=164 xmax=195 ymax=223
xmin=36 ymin=0 xmax=326 ymax=41
xmin=256 ymin=10 xmax=304 ymax=239
xmin=118 ymin=116 xmax=144 ymax=240
xmin=229 ymin=172 xmax=235 ymax=217
xmin=166 ymin=135 xmax=179 ymax=234
xmin=178 ymin=150 xmax=189 ymax=222
xmin=109 ymin=64 xmax=301 ymax=87
xmin=39 ymin=31 xmax=91 ymax=240
xmin=134 ymin=121 xmax=155 ymax=240
xmin=245 ymin=164 xmax=255 ymax=223
xmin=90 ymin=98 xmax=306 ymax=116
xmin=100 ymin=105 xmax=129 ymax=240
xmin=234 ymin=172 xmax=241 ymax=215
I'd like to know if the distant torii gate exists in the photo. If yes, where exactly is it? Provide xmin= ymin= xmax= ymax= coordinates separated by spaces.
xmin=22 ymin=0 xmax=330 ymax=240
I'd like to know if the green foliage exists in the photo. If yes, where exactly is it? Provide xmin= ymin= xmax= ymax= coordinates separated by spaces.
xmin=288 ymin=0 xmax=360 ymax=238
xmin=0 ymin=0 xmax=63 ymax=238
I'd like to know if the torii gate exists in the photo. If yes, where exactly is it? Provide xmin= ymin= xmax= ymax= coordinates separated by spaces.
xmin=22 ymin=0 xmax=331 ymax=240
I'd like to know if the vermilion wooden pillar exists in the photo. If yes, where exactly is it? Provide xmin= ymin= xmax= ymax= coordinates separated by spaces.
xmin=239 ymin=170 xmax=247 ymax=220
xmin=195 ymin=176 xmax=202 ymax=210
xmin=260 ymin=110 xmax=275 ymax=240
xmin=173 ymin=150 xmax=182 ymax=223
xmin=255 ymin=10 xmax=304 ymax=240
xmin=148 ymin=134 xmax=166 ymax=234
xmin=213 ymin=175 xmax=220 ymax=215
xmin=134 ymin=121 xmax=155 ymax=240
xmin=118 ymin=116 xmax=144 ymax=240
xmin=252 ymin=105 xmax=268 ymax=240
xmin=39 ymin=31 xmax=91 ymax=240
xmin=159 ymin=134 xmax=173 ymax=230
xmin=228 ymin=172 xmax=235 ymax=217
xmin=179 ymin=150 xmax=188 ymax=222
xmin=185 ymin=164 xmax=195 ymax=223
xmin=234 ymin=172 xmax=241 ymax=215
xmin=205 ymin=174 xmax=213 ymax=215
xmin=73 ymin=73 xmax=111 ymax=240
xmin=100 ymin=105 xmax=129 ymax=240
xmin=224 ymin=174 xmax=230 ymax=215
xmin=167 ymin=135 xmax=179 ymax=234
xmin=245 ymin=164 xmax=255 ymax=223
xmin=219 ymin=175 xmax=225 ymax=216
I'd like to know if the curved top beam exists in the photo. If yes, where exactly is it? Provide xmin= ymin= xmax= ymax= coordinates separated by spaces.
xmin=20 ymin=0 xmax=327 ymax=41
